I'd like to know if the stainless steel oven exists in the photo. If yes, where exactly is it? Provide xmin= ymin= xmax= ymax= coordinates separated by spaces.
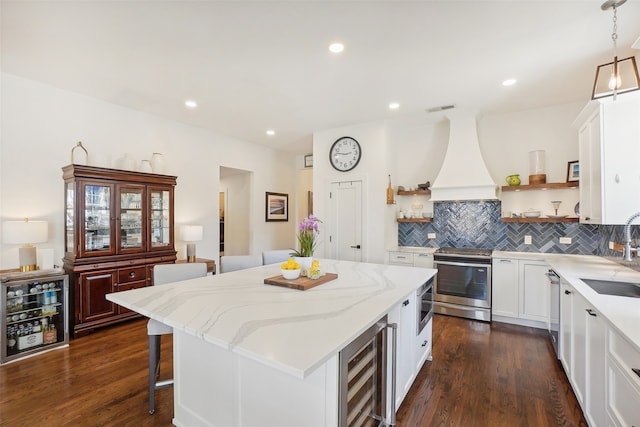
xmin=417 ymin=277 xmax=434 ymax=335
xmin=433 ymin=247 xmax=492 ymax=322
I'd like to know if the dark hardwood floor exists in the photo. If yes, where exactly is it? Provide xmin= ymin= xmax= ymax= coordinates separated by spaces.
xmin=0 ymin=315 xmax=587 ymax=427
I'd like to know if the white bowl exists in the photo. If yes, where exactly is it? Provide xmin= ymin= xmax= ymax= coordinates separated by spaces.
xmin=523 ymin=211 xmax=541 ymax=218
xmin=281 ymin=269 xmax=301 ymax=280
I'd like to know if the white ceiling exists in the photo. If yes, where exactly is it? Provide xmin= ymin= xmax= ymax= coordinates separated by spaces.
xmin=2 ymin=1 xmax=639 ymax=154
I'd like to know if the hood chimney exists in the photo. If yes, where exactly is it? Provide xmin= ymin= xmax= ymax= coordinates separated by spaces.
xmin=430 ymin=112 xmax=498 ymax=201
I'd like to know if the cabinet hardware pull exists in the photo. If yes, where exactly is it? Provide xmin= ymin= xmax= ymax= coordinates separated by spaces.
xmin=402 ymin=299 xmax=409 ymax=307
xmin=564 ymin=290 xmax=572 ymax=295
xmin=129 ymin=272 xmax=136 ymax=278
xmin=397 ymin=256 xmax=406 ymax=259
xmin=499 ymin=259 xmax=511 ymax=262
xmin=421 ymin=340 xmax=428 ymax=347
xmin=632 ymin=368 xmax=640 ymax=379
xmin=585 ymin=217 xmax=591 ymax=221
xmin=586 ymin=309 xmax=597 ymax=317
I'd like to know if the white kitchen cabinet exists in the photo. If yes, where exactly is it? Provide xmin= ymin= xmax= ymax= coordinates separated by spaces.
xmin=607 ymin=327 xmax=640 ymax=427
xmin=415 ymin=317 xmax=432 ymax=373
xmin=519 ymin=261 xmax=549 ymax=323
xmin=559 ymin=280 xmax=573 ymax=375
xmin=559 ymin=280 xmax=607 ymax=426
xmin=389 ymin=251 xmax=433 ymax=268
xmin=574 ymin=91 xmax=640 ymax=225
xmin=491 ymin=258 xmax=519 ymax=318
xmin=585 ymin=305 xmax=606 ymax=427
xmin=387 ymin=292 xmax=417 ymax=409
xmin=570 ymin=285 xmax=587 ymax=407
xmin=491 ymin=257 xmax=548 ymax=328
xmin=389 ymin=251 xmax=414 ymax=266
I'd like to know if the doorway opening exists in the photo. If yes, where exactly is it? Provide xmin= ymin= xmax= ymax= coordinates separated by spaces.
xmin=219 ymin=166 xmax=252 ymax=257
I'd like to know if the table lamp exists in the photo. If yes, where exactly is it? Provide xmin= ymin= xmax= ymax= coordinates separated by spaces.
xmin=181 ymin=225 xmax=203 ymax=263
xmin=3 ymin=218 xmax=49 ymax=271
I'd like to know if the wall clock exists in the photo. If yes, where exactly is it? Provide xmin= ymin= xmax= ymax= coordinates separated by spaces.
xmin=329 ymin=136 xmax=361 ymax=172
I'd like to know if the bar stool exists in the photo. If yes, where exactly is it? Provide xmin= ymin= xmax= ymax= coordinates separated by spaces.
xmin=262 ymin=249 xmax=292 ymax=265
xmin=148 ymin=263 xmax=207 ymax=414
xmin=219 ymin=255 xmax=262 ymax=273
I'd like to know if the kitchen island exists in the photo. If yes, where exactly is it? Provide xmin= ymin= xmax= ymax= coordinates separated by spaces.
xmin=107 ymin=259 xmax=436 ymax=427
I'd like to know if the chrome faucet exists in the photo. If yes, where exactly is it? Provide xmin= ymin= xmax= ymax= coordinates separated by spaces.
xmin=623 ymin=212 xmax=640 ymax=261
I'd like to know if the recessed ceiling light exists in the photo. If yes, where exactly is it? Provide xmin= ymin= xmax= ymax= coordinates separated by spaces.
xmin=329 ymin=42 xmax=344 ymax=53
xmin=389 ymin=102 xmax=400 ymax=110
xmin=266 ymin=129 xmax=275 ymax=136
xmin=185 ymin=99 xmax=198 ymax=109
xmin=502 ymin=79 xmax=517 ymax=87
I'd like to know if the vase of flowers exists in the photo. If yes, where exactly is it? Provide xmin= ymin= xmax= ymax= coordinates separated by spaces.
xmin=290 ymin=215 xmax=321 ymax=275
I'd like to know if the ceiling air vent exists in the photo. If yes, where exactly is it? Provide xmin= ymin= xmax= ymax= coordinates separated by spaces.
xmin=425 ymin=104 xmax=456 ymax=113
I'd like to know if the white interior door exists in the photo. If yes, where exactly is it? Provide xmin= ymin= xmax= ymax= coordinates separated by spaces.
xmin=329 ymin=180 xmax=363 ymax=261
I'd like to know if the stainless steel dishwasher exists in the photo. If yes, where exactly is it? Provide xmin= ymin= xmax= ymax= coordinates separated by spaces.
xmin=546 ymin=269 xmax=560 ymax=358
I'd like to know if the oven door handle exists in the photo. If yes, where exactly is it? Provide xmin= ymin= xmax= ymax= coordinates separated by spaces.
xmin=434 ymin=260 xmax=491 ymax=269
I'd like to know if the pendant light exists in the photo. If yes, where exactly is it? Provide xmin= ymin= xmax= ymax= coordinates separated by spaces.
xmin=591 ymin=0 xmax=640 ymax=100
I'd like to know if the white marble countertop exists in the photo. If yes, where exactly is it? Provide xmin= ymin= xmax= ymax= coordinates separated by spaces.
xmin=545 ymin=255 xmax=640 ymax=352
xmin=107 ymin=259 xmax=436 ymax=379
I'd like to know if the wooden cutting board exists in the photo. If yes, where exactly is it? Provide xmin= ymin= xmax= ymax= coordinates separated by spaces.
xmin=264 ymin=273 xmax=338 ymax=291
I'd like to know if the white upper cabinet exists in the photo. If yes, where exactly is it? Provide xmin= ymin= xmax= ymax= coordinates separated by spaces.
xmin=574 ymin=92 xmax=640 ymax=225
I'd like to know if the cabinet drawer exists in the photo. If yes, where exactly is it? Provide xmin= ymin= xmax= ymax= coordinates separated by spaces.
xmin=116 ymin=280 xmax=147 ymax=314
xmin=608 ymin=328 xmax=640 ymax=390
xmin=607 ymin=359 xmax=640 ymax=427
xmin=415 ymin=317 xmax=432 ymax=373
xmin=118 ymin=266 xmax=146 ymax=284
xmin=413 ymin=253 xmax=433 ymax=268
xmin=389 ymin=252 xmax=413 ymax=265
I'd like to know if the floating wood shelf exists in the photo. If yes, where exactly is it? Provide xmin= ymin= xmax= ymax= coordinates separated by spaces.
xmin=397 ymin=218 xmax=433 ymax=223
xmin=501 ymin=217 xmax=579 ymax=223
xmin=501 ymin=182 xmax=579 ymax=192
xmin=397 ymin=189 xmax=431 ymax=196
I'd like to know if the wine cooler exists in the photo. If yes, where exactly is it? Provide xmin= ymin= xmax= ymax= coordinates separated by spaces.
xmin=1 ymin=271 xmax=69 ymax=364
xmin=338 ymin=316 xmax=397 ymax=427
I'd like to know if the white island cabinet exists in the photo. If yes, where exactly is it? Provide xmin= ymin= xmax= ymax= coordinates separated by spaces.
xmin=107 ymin=259 xmax=436 ymax=427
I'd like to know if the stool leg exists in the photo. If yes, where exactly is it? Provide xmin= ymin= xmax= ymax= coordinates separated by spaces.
xmin=148 ymin=334 xmax=160 ymax=414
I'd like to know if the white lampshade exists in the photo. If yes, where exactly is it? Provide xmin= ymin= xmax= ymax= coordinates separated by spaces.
xmin=3 ymin=219 xmax=48 ymax=244
xmin=180 ymin=225 xmax=203 ymax=263
xmin=181 ymin=225 xmax=203 ymax=242
xmin=3 ymin=219 xmax=49 ymax=272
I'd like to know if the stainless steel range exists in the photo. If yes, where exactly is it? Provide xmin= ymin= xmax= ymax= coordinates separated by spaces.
xmin=433 ymin=247 xmax=492 ymax=322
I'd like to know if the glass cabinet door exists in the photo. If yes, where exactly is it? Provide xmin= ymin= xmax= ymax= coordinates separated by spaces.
xmin=149 ymin=187 xmax=173 ymax=250
xmin=82 ymin=183 xmax=114 ymax=256
xmin=65 ymin=182 xmax=75 ymax=254
xmin=118 ymin=185 xmax=146 ymax=253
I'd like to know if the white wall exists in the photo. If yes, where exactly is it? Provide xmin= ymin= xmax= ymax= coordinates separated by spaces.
xmin=0 ymin=73 xmax=298 ymax=269
xmin=313 ymin=103 xmax=582 ymax=263
xmin=312 ymin=121 xmax=389 ymax=264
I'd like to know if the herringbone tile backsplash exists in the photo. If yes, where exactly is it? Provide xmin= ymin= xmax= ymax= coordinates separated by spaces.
xmin=397 ymin=201 xmax=640 ymax=255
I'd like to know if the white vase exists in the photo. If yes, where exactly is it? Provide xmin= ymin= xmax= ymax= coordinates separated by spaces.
xmin=294 ymin=256 xmax=313 ymax=276
xmin=139 ymin=160 xmax=152 ymax=172
xmin=151 ymin=152 xmax=165 ymax=173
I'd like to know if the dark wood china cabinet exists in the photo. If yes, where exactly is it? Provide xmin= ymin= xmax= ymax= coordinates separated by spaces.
xmin=62 ymin=165 xmax=177 ymax=336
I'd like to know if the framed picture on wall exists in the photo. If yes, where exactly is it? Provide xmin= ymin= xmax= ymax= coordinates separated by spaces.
xmin=265 ymin=192 xmax=288 ymax=222
xmin=304 ymin=154 xmax=313 ymax=168
xmin=567 ymin=160 xmax=579 ymax=182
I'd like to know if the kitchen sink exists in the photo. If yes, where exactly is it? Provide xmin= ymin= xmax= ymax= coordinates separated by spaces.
xmin=580 ymin=278 xmax=640 ymax=298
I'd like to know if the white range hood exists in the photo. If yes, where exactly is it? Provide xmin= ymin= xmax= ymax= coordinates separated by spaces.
xmin=429 ymin=112 xmax=498 ymax=202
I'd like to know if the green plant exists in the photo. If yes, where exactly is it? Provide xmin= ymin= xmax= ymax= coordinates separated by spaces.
xmin=290 ymin=215 xmax=321 ymax=257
